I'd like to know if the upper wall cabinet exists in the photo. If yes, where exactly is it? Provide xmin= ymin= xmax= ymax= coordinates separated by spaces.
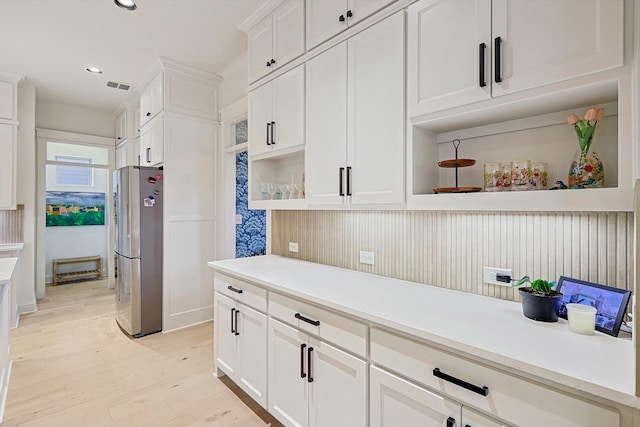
xmin=248 ymin=65 xmax=304 ymax=158
xmin=305 ymin=11 xmax=405 ymax=207
xmin=0 ymin=124 xmax=17 ymax=210
xmin=306 ymin=0 xmax=395 ymax=50
xmin=0 ymin=81 xmax=15 ymax=121
xmin=407 ymin=0 xmax=624 ymax=117
xmin=139 ymin=72 xmax=164 ymax=127
xmin=248 ymin=0 xmax=305 ymax=84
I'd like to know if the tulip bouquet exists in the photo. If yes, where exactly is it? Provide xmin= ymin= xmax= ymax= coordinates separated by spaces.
xmin=566 ymin=107 xmax=604 ymax=156
xmin=566 ymin=107 xmax=605 ymax=188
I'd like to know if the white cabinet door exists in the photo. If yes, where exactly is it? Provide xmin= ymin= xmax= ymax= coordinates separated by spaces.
xmin=0 ymin=124 xmax=16 ymax=210
xmin=272 ymin=65 xmax=304 ymax=152
xmin=268 ymin=318 xmax=309 ymax=427
xmin=306 ymin=0 xmax=347 ymax=50
xmin=305 ymin=42 xmax=348 ymax=206
xmin=308 ymin=338 xmax=367 ymax=427
xmin=492 ymin=0 xmax=623 ymax=97
xmin=248 ymin=82 xmax=273 ymax=157
xmin=462 ymin=407 xmax=513 ymax=427
xmin=272 ymin=0 xmax=305 ymax=69
xmin=370 ymin=366 xmax=462 ymax=427
xmin=140 ymin=72 xmax=163 ymax=126
xmin=348 ymin=0 xmax=395 ymax=25
xmin=237 ymin=305 xmax=268 ymax=408
xmin=215 ymin=293 xmax=239 ymax=379
xmin=248 ymin=17 xmax=274 ymax=83
xmin=407 ymin=0 xmax=491 ymax=116
xmin=116 ymin=142 xmax=127 ymax=170
xmin=115 ymin=110 xmax=127 ymax=143
xmin=347 ymin=11 xmax=404 ymax=205
xmin=139 ymin=114 xmax=163 ymax=166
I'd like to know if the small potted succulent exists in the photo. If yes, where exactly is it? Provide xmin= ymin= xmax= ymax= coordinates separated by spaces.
xmin=513 ymin=276 xmax=563 ymax=322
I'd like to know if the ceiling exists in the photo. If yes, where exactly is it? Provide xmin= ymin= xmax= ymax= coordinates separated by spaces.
xmin=0 ymin=0 xmax=265 ymax=113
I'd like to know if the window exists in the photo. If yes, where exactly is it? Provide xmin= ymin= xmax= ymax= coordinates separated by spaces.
xmin=55 ymin=155 xmax=93 ymax=186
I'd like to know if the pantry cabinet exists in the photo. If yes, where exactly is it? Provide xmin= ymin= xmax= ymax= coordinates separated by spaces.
xmin=247 ymin=0 xmax=304 ymax=83
xmin=248 ymin=65 xmax=304 ymax=158
xmin=139 ymin=114 xmax=163 ymax=167
xmin=305 ymin=11 xmax=404 ymax=206
xmin=0 ymin=124 xmax=17 ymax=210
xmin=267 ymin=318 xmax=367 ymax=427
xmin=306 ymin=0 xmax=396 ymax=49
xmin=408 ymin=0 xmax=624 ymax=117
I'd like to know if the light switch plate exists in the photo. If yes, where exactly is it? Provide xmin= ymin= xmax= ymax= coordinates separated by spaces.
xmin=289 ymin=242 xmax=299 ymax=253
xmin=235 ymin=214 xmax=242 ymax=225
xmin=483 ymin=267 xmax=513 ymax=286
xmin=360 ymin=251 xmax=375 ymax=265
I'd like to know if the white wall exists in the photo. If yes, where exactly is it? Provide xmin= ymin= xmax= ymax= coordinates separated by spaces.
xmin=44 ymin=143 xmax=109 ymax=283
xmin=219 ymin=53 xmax=248 ymax=110
xmin=16 ymin=79 xmax=37 ymax=314
xmin=36 ymin=99 xmax=115 ymax=138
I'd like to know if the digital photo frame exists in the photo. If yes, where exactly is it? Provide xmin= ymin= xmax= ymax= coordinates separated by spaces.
xmin=556 ymin=276 xmax=631 ymax=337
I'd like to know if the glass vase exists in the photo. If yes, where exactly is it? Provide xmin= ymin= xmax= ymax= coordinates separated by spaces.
xmin=568 ymin=149 xmax=604 ymax=189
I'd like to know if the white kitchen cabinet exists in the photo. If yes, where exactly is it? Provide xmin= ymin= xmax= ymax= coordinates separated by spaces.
xmin=408 ymin=0 xmax=624 ymax=117
xmin=115 ymin=109 xmax=128 ymax=143
xmin=248 ymin=0 xmax=304 ymax=83
xmin=115 ymin=139 xmax=139 ymax=168
xmin=462 ymin=406 xmax=514 ymax=427
xmin=139 ymin=71 xmax=163 ymax=127
xmin=267 ymin=318 xmax=367 ymax=427
xmin=305 ymin=11 xmax=404 ymax=207
xmin=215 ymin=292 xmax=268 ymax=408
xmin=248 ymin=65 xmax=304 ymax=158
xmin=305 ymin=0 xmax=396 ymax=49
xmin=0 ymin=124 xmax=17 ymax=210
xmin=0 ymin=80 xmax=15 ymax=121
xmin=139 ymin=114 xmax=163 ymax=166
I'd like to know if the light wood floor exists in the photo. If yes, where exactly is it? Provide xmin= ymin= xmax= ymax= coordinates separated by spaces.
xmin=3 ymin=279 xmax=282 ymax=427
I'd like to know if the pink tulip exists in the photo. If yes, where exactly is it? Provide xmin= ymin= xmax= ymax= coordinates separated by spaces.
xmin=595 ymin=108 xmax=605 ymax=120
xmin=567 ymin=113 xmax=580 ymax=125
xmin=584 ymin=108 xmax=597 ymax=121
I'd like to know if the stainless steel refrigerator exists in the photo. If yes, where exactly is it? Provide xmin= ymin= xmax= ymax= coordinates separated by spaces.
xmin=114 ymin=166 xmax=163 ymax=337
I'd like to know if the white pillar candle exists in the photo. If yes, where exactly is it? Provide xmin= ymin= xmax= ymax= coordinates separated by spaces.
xmin=566 ymin=303 xmax=597 ymax=335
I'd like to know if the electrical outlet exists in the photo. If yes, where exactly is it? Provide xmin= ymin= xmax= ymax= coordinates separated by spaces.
xmin=360 ymin=251 xmax=375 ymax=265
xmin=288 ymin=242 xmax=299 ymax=253
xmin=483 ymin=267 xmax=513 ymax=286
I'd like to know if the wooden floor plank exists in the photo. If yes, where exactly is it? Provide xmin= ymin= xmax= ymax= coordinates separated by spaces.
xmin=3 ymin=280 xmax=281 ymax=427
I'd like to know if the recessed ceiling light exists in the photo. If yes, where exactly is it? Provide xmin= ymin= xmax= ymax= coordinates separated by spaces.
xmin=114 ymin=0 xmax=137 ymax=11
xmin=85 ymin=67 xmax=103 ymax=74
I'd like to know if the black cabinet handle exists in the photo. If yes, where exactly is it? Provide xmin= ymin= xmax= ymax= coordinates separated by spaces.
xmin=270 ymin=59 xmax=276 ymax=65
xmin=433 ymin=368 xmax=489 ymax=396
xmin=494 ymin=37 xmax=503 ymax=83
xmin=146 ymin=112 xmax=151 ymax=117
xmin=266 ymin=60 xmax=271 ymax=67
xmin=339 ymin=167 xmax=345 ymax=196
xmin=117 ymin=137 xmax=122 ymax=140
xmin=270 ymin=121 xmax=276 ymax=145
xmin=346 ymin=10 xmax=353 ymax=18
xmin=307 ymin=347 xmax=314 ymax=383
xmin=300 ymin=343 xmax=307 ymax=378
xmin=339 ymin=14 xmax=345 ymax=22
xmin=266 ymin=122 xmax=271 ymax=145
xmin=478 ymin=42 xmax=486 ymax=87
xmin=295 ymin=313 xmax=320 ymax=327
xmin=446 ymin=417 xmax=456 ymax=427
xmin=230 ymin=308 xmax=235 ymax=334
xmin=227 ymin=285 xmax=243 ymax=294
xmin=146 ymin=148 xmax=151 ymax=163
xmin=346 ymin=166 xmax=352 ymax=196
xmin=234 ymin=309 xmax=240 ymax=336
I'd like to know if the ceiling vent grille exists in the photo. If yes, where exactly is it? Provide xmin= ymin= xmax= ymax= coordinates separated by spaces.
xmin=106 ymin=81 xmax=131 ymax=91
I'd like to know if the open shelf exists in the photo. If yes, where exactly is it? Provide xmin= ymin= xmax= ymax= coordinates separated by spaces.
xmin=249 ymin=150 xmax=306 ymax=210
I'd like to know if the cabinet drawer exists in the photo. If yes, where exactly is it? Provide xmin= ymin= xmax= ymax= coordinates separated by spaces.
xmin=214 ymin=273 xmax=267 ymax=313
xmin=370 ymin=328 xmax=620 ymax=427
xmin=269 ymin=292 xmax=367 ymax=357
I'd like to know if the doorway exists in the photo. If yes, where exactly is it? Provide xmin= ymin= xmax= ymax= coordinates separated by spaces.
xmin=36 ymin=129 xmax=115 ymax=299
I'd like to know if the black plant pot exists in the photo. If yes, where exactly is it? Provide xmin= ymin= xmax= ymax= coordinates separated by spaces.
xmin=518 ymin=287 xmax=563 ymax=322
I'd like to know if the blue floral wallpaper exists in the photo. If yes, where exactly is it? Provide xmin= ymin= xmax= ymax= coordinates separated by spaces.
xmin=236 ymin=151 xmax=266 ymax=257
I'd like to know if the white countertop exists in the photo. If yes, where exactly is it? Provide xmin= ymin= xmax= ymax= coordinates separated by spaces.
xmin=0 ymin=243 xmax=23 ymax=253
xmin=0 ymin=257 xmax=18 ymax=284
xmin=209 ymin=255 xmax=639 ymax=408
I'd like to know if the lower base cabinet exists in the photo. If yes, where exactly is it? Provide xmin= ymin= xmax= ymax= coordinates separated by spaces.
xmin=267 ymin=318 xmax=367 ymax=427
xmin=214 ymin=292 xmax=268 ymax=408
xmin=370 ymin=366 xmax=511 ymax=427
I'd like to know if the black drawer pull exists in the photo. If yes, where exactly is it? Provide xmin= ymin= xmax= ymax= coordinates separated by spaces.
xmin=234 ymin=309 xmax=240 ymax=336
xmin=478 ymin=42 xmax=486 ymax=87
xmin=446 ymin=417 xmax=456 ymax=427
xmin=300 ymin=343 xmax=307 ymax=378
xmin=339 ymin=167 xmax=345 ymax=196
xmin=295 ymin=313 xmax=320 ymax=327
xmin=433 ymin=368 xmax=489 ymax=396
xmin=227 ymin=285 xmax=243 ymax=294
xmin=230 ymin=308 xmax=235 ymax=334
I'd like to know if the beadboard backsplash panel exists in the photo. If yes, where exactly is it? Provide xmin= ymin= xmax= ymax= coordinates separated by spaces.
xmin=0 ymin=205 xmax=23 ymax=244
xmin=271 ymin=210 xmax=633 ymax=302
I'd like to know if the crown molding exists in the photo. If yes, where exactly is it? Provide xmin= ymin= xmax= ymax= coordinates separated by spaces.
xmin=238 ymin=0 xmax=286 ymax=33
